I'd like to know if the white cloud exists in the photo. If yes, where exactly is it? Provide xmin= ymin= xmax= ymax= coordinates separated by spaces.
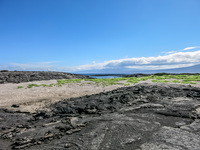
xmin=126 ymin=64 xmax=195 ymax=70
xmin=183 ymin=47 xmax=197 ymax=51
xmin=1 ymin=50 xmax=200 ymax=72
xmin=166 ymin=51 xmax=177 ymax=54
xmin=69 ymin=50 xmax=200 ymax=71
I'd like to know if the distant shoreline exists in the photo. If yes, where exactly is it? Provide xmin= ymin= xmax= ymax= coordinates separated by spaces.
xmin=1 ymin=70 xmax=200 ymax=83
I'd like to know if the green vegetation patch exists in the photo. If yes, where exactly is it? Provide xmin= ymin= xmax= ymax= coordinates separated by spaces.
xmin=152 ymin=80 xmax=170 ymax=83
xmin=84 ymin=78 xmax=125 ymax=87
xmin=57 ymin=79 xmax=82 ymax=84
xmin=181 ymin=81 xmax=197 ymax=84
xmin=17 ymin=86 xmax=24 ymax=89
xmin=56 ymin=79 xmax=82 ymax=86
xmin=124 ymin=83 xmax=131 ymax=86
xmin=41 ymin=84 xmax=48 ymax=87
xmin=27 ymin=84 xmax=40 ymax=88
xmin=127 ymin=77 xmax=140 ymax=84
xmin=19 ymin=74 xmax=200 ymax=89
xmin=172 ymin=80 xmax=181 ymax=83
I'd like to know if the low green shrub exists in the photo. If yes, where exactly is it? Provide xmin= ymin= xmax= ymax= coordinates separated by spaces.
xmin=181 ymin=81 xmax=197 ymax=84
xmin=17 ymin=86 xmax=23 ymax=88
xmin=172 ymin=80 xmax=180 ymax=83
xmin=22 ymin=74 xmax=200 ymax=89
xmin=124 ymin=83 xmax=130 ymax=86
xmin=152 ymin=80 xmax=170 ymax=83
xmin=41 ymin=84 xmax=48 ymax=87
xmin=27 ymin=84 xmax=40 ymax=88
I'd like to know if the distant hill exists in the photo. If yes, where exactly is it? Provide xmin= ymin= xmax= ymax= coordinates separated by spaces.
xmin=146 ymin=64 xmax=200 ymax=74
xmin=75 ymin=64 xmax=200 ymax=74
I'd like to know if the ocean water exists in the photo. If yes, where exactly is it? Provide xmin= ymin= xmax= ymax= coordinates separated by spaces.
xmin=81 ymin=74 xmax=122 ymax=79
xmin=89 ymin=76 xmax=121 ymax=79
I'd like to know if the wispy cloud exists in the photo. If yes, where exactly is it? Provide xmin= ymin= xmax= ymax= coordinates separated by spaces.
xmin=183 ymin=47 xmax=197 ymax=51
xmin=1 ymin=50 xmax=200 ymax=72
xmin=166 ymin=51 xmax=177 ymax=54
xmin=0 ymin=62 xmax=58 ymax=71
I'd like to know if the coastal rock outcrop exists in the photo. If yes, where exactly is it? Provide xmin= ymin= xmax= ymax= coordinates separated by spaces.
xmin=0 ymin=71 xmax=91 ymax=84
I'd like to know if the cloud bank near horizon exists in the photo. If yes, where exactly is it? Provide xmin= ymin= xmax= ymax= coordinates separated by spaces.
xmin=1 ymin=48 xmax=200 ymax=73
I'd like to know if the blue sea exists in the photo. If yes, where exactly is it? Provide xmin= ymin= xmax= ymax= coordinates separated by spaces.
xmin=90 ymin=75 xmax=121 ymax=79
xmin=81 ymin=74 xmax=123 ymax=79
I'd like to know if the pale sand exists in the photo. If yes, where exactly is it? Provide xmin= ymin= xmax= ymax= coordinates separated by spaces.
xmin=0 ymin=80 xmax=132 ymax=113
xmin=1 ymin=79 xmax=200 ymax=113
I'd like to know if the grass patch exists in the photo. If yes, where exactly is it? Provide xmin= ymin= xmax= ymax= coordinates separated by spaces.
xmin=23 ymin=74 xmax=200 ymax=88
xmin=124 ymin=83 xmax=131 ymax=86
xmin=172 ymin=80 xmax=181 ymax=83
xmin=181 ymin=81 xmax=197 ymax=84
xmin=27 ymin=84 xmax=40 ymax=88
xmin=152 ymin=80 xmax=170 ymax=83
xmin=127 ymin=78 xmax=139 ymax=84
xmin=85 ymin=78 xmax=122 ymax=87
xmin=152 ymin=75 xmax=171 ymax=80
xmin=57 ymin=79 xmax=82 ymax=84
xmin=17 ymin=86 xmax=23 ymax=89
xmin=84 ymin=77 xmax=127 ymax=87
xmin=56 ymin=79 xmax=82 ymax=87
xmin=41 ymin=84 xmax=48 ymax=87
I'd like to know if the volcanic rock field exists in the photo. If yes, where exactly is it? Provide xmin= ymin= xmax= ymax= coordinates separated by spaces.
xmin=0 ymin=71 xmax=91 ymax=84
xmin=0 ymin=71 xmax=200 ymax=149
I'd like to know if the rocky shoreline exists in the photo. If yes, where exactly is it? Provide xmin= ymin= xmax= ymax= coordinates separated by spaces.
xmin=0 ymin=71 xmax=91 ymax=84
xmin=1 ymin=83 xmax=200 ymax=149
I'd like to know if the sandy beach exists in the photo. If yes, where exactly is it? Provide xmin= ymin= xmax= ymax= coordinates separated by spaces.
xmin=0 ymin=79 xmax=131 ymax=113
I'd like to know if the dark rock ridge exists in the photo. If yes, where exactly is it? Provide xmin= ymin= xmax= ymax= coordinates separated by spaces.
xmin=0 ymin=71 xmax=91 ymax=84
xmin=1 ymin=83 xmax=200 ymax=149
xmin=125 ymin=73 xmax=200 ymax=78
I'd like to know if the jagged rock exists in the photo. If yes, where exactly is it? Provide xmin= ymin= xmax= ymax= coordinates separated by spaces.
xmin=1 ymin=83 xmax=200 ymax=149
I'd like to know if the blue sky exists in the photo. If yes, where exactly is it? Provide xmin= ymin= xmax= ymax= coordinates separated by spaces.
xmin=0 ymin=0 xmax=200 ymax=73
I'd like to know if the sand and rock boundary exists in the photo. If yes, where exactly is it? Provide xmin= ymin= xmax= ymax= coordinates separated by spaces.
xmin=1 ymin=73 xmax=200 ymax=113
xmin=0 ymin=79 xmax=129 ymax=113
xmin=1 ymin=72 xmax=200 ymax=149
xmin=1 ymin=83 xmax=200 ymax=149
